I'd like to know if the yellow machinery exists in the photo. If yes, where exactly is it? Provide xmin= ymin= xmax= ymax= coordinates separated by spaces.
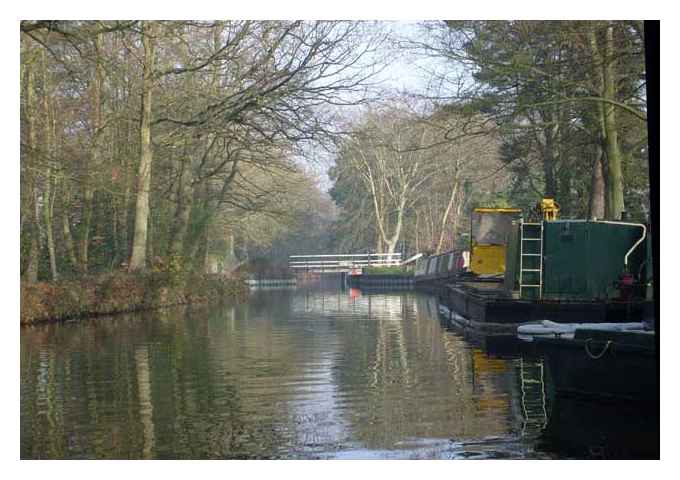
xmin=469 ymin=207 xmax=522 ymax=275
xmin=539 ymin=198 xmax=560 ymax=220
xmin=468 ymin=200 xmax=557 ymax=276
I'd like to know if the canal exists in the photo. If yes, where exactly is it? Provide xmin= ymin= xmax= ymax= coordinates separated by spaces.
xmin=20 ymin=282 xmax=656 ymax=459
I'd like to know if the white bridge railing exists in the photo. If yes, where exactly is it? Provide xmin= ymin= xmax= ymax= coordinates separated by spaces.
xmin=289 ymin=253 xmax=402 ymax=272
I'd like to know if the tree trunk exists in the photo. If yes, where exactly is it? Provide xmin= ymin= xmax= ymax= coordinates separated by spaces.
xmin=426 ymin=206 xmax=435 ymax=252
xmin=602 ymin=25 xmax=625 ymax=219
xmin=590 ymin=25 xmax=625 ymax=220
xmin=365 ymin=169 xmax=389 ymax=255
xmin=62 ymin=218 xmax=78 ymax=274
xmin=224 ymin=231 xmax=237 ymax=271
xmin=414 ymin=210 xmax=420 ymax=253
xmin=183 ymin=180 xmax=211 ymax=268
xmin=166 ymin=157 xmax=193 ymax=260
xmin=202 ymin=231 xmax=213 ymax=273
xmin=43 ymin=150 xmax=58 ymax=281
xmin=543 ymin=120 xmax=558 ymax=198
xmin=129 ymin=22 xmax=156 ymax=271
xmin=166 ymin=37 xmax=199 ymax=263
xmin=375 ymin=234 xmax=383 ymax=254
xmin=42 ymin=52 xmax=58 ymax=280
xmin=111 ymin=200 xmax=119 ymax=268
xmin=147 ymin=209 xmax=154 ymax=265
xmin=78 ymin=186 xmax=94 ymax=273
xmin=589 ymin=145 xmax=606 ymax=219
xmin=60 ymin=188 xmax=79 ymax=272
xmin=46 ymin=196 xmax=59 ymax=278
xmin=451 ymin=193 xmax=464 ymax=250
xmin=23 ymin=56 xmax=39 ymax=283
xmin=435 ymin=179 xmax=459 ymax=254
xmin=558 ymin=167 xmax=572 ymax=217
xmin=79 ymin=31 xmax=104 ymax=274
xmin=386 ymin=196 xmax=407 ymax=255
xmin=119 ymin=123 xmax=133 ymax=262
xmin=25 ymin=198 xmax=40 ymax=283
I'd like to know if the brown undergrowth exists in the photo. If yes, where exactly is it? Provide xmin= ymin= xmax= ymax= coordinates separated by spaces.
xmin=20 ymin=272 xmax=248 ymax=325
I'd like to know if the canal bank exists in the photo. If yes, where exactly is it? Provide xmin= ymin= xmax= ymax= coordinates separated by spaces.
xmin=20 ymin=272 xmax=248 ymax=325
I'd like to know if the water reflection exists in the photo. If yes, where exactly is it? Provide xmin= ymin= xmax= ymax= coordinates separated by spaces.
xmin=23 ymin=286 xmax=554 ymax=459
xmin=537 ymin=395 xmax=659 ymax=459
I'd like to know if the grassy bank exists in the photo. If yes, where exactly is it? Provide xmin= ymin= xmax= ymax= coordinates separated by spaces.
xmin=362 ymin=266 xmax=412 ymax=276
xmin=20 ymin=272 xmax=248 ymax=325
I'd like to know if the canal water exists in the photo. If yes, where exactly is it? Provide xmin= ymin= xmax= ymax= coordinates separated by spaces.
xmin=20 ymin=283 xmax=656 ymax=459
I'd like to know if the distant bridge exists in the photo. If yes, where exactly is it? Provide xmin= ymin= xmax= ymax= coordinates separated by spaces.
xmin=288 ymin=253 xmax=402 ymax=273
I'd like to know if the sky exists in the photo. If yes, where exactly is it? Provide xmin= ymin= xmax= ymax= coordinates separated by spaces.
xmin=306 ymin=21 xmax=455 ymax=192
xmin=374 ymin=22 xmax=443 ymax=92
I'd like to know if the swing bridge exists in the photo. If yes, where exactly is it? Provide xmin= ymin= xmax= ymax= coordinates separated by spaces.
xmin=288 ymin=253 xmax=401 ymax=273
xmin=288 ymin=252 xmax=422 ymax=274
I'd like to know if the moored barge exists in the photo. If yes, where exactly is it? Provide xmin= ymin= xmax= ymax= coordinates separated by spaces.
xmin=522 ymin=327 xmax=656 ymax=403
xmin=417 ymin=203 xmax=654 ymax=334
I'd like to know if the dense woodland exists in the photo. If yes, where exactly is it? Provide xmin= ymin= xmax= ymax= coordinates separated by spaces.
xmin=20 ymin=20 xmax=650 ymax=282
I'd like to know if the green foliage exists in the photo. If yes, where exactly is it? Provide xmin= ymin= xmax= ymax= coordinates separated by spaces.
xmin=440 ymin=20 xmax=648 ymax=221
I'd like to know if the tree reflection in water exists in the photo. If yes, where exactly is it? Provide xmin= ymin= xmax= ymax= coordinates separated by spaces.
xmin=22 ymin=287 xmax=557 ymax=459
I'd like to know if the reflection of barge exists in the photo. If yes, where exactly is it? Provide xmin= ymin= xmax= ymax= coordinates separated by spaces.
xmin=419 ymin=203 xmax=654 ymax=330
xmin=538 ymin=394 xmax=658 ymax=459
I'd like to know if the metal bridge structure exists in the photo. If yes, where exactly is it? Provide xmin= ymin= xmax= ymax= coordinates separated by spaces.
xmin=288 ymin=253 xmax=402 ymax=273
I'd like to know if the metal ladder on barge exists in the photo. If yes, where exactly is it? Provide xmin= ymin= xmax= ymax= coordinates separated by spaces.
xmin=519 ymin=221 xmax=544 ymax=299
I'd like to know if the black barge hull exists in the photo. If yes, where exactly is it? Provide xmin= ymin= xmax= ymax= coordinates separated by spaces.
xmin=441 ymin=283 xmax=651 ymax=327
xmin=533 ymin=329 xmax=657 ymax=403
xmin=347 ymin=274 xmax=414 ymax=289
